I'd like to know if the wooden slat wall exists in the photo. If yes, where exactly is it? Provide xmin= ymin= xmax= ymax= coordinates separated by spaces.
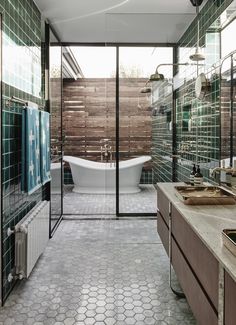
xmin=62 ymin=78 xmax=152 ymax=165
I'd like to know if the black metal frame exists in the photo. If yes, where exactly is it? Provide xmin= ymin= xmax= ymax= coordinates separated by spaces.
xmin=219 ymin=17 xmax=236 ymax=167
xmin=61 ymin=42 xmax=176 ymax=48
xmin=46 ymin=23 xmax=63 ymax=237
xmin=115 ymin=46 xmax=120 ymax=217
xmin=230 ymin=55 xmax=234 ymax=167
xmin=172 ymin=45 xmax=178 ymax=182
xmin=60 ymin=42 xmax=176 ymax=217
xmin=0 ymin=13 xmax=3 ymax=306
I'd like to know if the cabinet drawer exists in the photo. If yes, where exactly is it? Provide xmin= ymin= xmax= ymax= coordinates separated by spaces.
xmin=172 ymin=239 xmax=218 ymax=325
xmin=225 ymin=271 xmax=236 ymax=325
xmin=157 ymin=188 xmax=169 ymax=225
xmin=157 ymin=212 xmax=169 ymax=256
xmin=172 ymin=205 xmax=219 ymax=310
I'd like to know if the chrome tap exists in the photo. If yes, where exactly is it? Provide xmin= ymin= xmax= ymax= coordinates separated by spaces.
xmin=209 ymin=161 xmax=236 ymax=186
xmin=100 ymin=139 xmax=113 ymax=163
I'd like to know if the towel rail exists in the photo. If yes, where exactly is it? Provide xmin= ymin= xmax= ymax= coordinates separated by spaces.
xmin=6 ymin=96 xmax=44 ymax=109
xmin=6 ymin=96 xmax=28 ymax=107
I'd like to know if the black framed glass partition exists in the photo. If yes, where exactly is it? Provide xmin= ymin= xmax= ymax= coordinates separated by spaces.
xmin=58 ymin=43 xmax=174 ymax=217
xmin=62 ymin=46 xmax=117 ymax=217
xmin=118 ymin=46 xmax=173 ymax=215
xmin=48 ymin=25 xmax=63 ymax=234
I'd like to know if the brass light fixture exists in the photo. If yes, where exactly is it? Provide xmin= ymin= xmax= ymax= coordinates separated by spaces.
xmin=140 ymin=80 xmax=151 ymax=93
xmin=140 ymin=86 xmax=151 ymax=93
xmin=189 ymin=0 xmax=205 ymax=61
xmin=149 ymin=63 xmax=190 ymax=82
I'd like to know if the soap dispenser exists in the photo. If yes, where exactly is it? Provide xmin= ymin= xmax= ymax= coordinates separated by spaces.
xmin=190 ymin=164 xmax=196 ymax=186
xmin=194 ymin=165 xmax=203 ymax=186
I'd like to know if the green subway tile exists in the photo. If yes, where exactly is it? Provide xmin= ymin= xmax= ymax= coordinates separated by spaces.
xmin=1 ymin=0 xmax=44 ymax=302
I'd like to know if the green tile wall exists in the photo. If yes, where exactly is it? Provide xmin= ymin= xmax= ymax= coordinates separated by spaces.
xmin=152 ymin=0 xmax=233 ymax=184
xmin=0 ymin=0 xmax=45 ymax=302
xmin=140 ymin=170 xmax=153 ymax=184
xmin=175 ymin=0 xmax=233 ymax=183
xmin=175 ymin=83 xmax=220 ymax=182
xmin=152 ymin=81 xmax=173 ymax=182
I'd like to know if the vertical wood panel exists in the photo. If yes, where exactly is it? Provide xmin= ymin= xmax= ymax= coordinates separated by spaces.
xmin=61 ymin=78 xmax=152 ymax=166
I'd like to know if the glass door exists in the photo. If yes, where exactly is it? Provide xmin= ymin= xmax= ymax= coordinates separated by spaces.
xmin=118 ymin=47 xmax=173 ymax=215
xmin=48 ymin=26 xmax=63 ymax=234
xmin=62 ymin=46 xmax=116 ymax=217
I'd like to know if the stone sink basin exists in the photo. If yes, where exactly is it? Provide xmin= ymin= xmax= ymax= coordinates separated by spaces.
xmin=175 ymin=186 xmax=236 ymax=205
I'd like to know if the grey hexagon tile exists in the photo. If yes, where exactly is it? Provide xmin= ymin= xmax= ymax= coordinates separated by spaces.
xmin=0 ymin=220 xmax=196 ymax=325
xmin=95 ymin=313 xmax=106 ymax=322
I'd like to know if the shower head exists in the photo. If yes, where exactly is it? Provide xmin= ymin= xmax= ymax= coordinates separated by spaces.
xmin=149 ymin=72 xmax=164 ymax=82
xmin=189 ymin=50 xmax=205 ymax=61
xmin=149 ymin=62 xmax=189 ymax=82
xmin=189 ymin=0 xmax=203 ymax=6
xmin=140 ymin=86 xmax=152 ymax=93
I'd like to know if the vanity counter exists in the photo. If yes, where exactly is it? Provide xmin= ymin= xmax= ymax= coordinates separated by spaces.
xmin=157 ymin=183 xmax=236 ymax=325
xmin=157 ymin=182 xmax=236 ymax=283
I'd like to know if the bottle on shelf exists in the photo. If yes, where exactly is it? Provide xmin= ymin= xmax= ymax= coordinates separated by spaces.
xmin=194 ymin=165 xmax=203 ymax=186
xmin=190 ymin=164 xmax=196 ymax=186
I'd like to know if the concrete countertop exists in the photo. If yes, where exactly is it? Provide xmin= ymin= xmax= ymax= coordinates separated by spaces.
xmin=157 ymin=182 xmax=236 ymax=282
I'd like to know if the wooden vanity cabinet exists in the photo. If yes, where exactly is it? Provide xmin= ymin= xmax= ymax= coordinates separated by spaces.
xmin=224 ymin=271 xmax=236 ymax=325
xmin=157 ymin=186 xmax=219 ymax=325
xmin=157 ymin=188 xmax=169 ymax=255
xmin=171 ymin=205 xmax=219 ymax=311
xmin=172 ymin=239 xmax=218 ymax=325
xmin=157 ymin=211 xmax=169 ymax=255
xmin=157 ymin=188 xmax=169 ymax=224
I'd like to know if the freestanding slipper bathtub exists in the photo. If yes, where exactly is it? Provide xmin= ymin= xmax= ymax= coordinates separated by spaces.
xmin=63 ymin=155 xmax=151 ymax=194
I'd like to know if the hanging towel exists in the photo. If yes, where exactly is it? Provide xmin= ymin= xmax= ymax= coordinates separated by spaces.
xmin=22 ymin=107 xmax=42 ymax=194
xmin=40 ymin=111 xmax=51 ymax=185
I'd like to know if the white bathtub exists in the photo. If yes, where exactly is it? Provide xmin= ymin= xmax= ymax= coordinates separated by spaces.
xmin=63 ymin=155 xmax=151 ymax=194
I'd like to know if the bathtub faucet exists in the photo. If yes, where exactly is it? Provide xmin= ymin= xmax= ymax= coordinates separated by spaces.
xmin=100 ymin=139 xmax=112 ymax=163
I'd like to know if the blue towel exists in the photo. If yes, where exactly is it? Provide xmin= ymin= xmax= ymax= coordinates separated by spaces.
xmin=40 ymin=111 xmax=51 ymax=185
xmin=22 ymin=107 xmax=42 ymax=194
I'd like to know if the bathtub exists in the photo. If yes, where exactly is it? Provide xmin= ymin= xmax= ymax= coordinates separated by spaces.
xmin=63 ymin=155 xmax=151 ymax=194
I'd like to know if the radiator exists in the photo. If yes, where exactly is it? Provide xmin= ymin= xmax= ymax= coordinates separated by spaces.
xmin=14 ymin=201 xmax=50 ymax=279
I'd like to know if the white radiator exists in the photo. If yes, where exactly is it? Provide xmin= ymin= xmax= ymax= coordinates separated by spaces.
xmin=14 ymin=201 xmax=49 ymax=279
